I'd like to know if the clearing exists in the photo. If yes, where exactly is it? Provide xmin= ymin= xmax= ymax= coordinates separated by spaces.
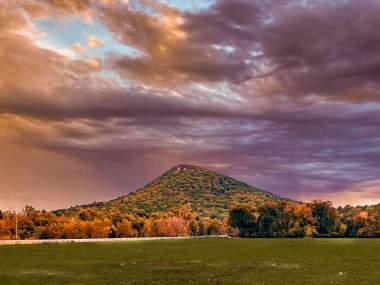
xmin=0 ymin=238 xmax=379 ymax=284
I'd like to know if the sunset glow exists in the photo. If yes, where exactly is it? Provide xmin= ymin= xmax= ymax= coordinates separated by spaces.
xmin=1 ymin=0 xmax=380 ymax=210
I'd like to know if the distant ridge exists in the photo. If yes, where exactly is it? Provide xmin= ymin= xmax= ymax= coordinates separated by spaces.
xmin=55 ymin=164 xmax=292 ymax=218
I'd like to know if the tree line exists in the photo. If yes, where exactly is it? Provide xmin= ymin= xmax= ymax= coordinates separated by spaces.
xmin=0 ymin=200 xmax=379 ymax=239
xmin=228 ymin=200 xmax=380 ymax=238
xmin=0 ymin=205 xmax=229 ymax=240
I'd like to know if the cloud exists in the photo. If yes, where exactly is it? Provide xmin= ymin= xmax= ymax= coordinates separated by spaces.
xmin=100 ymin=0 xmax=380 ymax=100
xmin=43 ymin=0 xmax=91 ymax=12
xmin=42 ymin=0 xmax=95 ymax=21
xmin=87 ymin=35 xmax=104 ymax=48
xmin=72 ymin=43 xmax=86 ymax=53
xmin=0 ymin=0 xmax=380 ymax=209
xmin=101 ymin=1 xmax=255 ymax=84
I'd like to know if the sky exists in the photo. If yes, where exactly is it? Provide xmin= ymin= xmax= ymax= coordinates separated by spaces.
xmin=1 ymin=0 xmax=380 ymax=210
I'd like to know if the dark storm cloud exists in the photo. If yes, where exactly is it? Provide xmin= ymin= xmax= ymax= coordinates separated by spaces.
xmin=183 ymin=0 xmax=380 ymax=101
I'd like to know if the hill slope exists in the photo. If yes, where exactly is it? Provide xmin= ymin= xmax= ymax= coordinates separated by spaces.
xmin=57 ymin=164 xmax=291 ymax=218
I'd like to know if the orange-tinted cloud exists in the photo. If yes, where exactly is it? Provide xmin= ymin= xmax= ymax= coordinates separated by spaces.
xmin=72 ymin=43 xmax=86 ymax=53
xmin=102 ymin=1 xmax=254 ymax=84
xmin=87 ymin=35 xmax=104 ymax=48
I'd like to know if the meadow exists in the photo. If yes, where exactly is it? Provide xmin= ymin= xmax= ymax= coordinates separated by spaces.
xmin=0 ymin=238 xmax=379 ymax=285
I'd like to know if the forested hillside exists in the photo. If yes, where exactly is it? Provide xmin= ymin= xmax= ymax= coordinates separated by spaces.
xmin=55 ymin=164 xmax=288 ymax=218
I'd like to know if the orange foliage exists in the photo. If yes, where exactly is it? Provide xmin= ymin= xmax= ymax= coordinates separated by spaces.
xmin=156 ymin=215 xmax=189 ymax=237
xmin=116 ymin=219 xmax=137 ymax=237
xmin=141 ymin=219 xmax=156 ymax=237
xmin=86 ymin=218 xmax=112 ymax=238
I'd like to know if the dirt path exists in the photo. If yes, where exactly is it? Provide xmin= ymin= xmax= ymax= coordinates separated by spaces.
xmin=0 ymin=235 xmax=228 ymax=245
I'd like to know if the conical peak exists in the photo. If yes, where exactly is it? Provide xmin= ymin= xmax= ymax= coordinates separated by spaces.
xmin=174 ymin=164 xmax=193 ymax=172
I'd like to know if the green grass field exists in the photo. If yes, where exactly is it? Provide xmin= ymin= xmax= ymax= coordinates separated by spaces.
xmin=0 ymin=238 xmax=379 ymax=285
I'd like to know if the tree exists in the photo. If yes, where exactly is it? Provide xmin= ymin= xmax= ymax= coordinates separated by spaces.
xmin=39 ymin=223 xmax=62 ymax=239
xmin=141 ymin=219 xmax=156 ymax=237
xmin=116 ymin=219 xmax=137 ymax=237
xmin=310 ymin=200 xmax=339 ymax=237
xmin=156 ymin=216 xmax=189 ymax=237
xmin=257 ymin=202 xmax=285 ymax=237
xmin=228 ymin=204 xmax=257 ymax=237
xmin=189 ymin=219 xmax=199 ymax=236
xmin=17 ymin=215 xmax=36 ymax=239
xmin=86 ymin=218 xmax=111 ymax=238
xmin=61 ymin=218 xmax=87 ymax=239
xmin=0 ymin=220 xmax=11 ymax=240
xmin=303 ymin=224 xmax=318 ymax=237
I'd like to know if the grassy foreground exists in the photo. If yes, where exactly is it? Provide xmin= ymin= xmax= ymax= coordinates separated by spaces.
xmin=0 ymin=238 xmax=379 ymax=285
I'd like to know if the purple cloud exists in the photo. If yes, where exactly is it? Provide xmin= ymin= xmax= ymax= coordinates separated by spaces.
xmin=0 ymin=0 xmax=379 ymax=210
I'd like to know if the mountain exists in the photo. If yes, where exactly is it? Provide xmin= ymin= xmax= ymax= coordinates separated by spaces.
xmin=55 ymin=164 xmax=291 ymax=218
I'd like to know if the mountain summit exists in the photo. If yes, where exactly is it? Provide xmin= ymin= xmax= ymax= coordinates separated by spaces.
xmin=59 ymin=164 xmax=289 ymax=218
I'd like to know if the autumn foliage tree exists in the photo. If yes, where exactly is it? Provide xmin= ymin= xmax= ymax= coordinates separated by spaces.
xmin=116 ymin=219 xmax=137 ymax=237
